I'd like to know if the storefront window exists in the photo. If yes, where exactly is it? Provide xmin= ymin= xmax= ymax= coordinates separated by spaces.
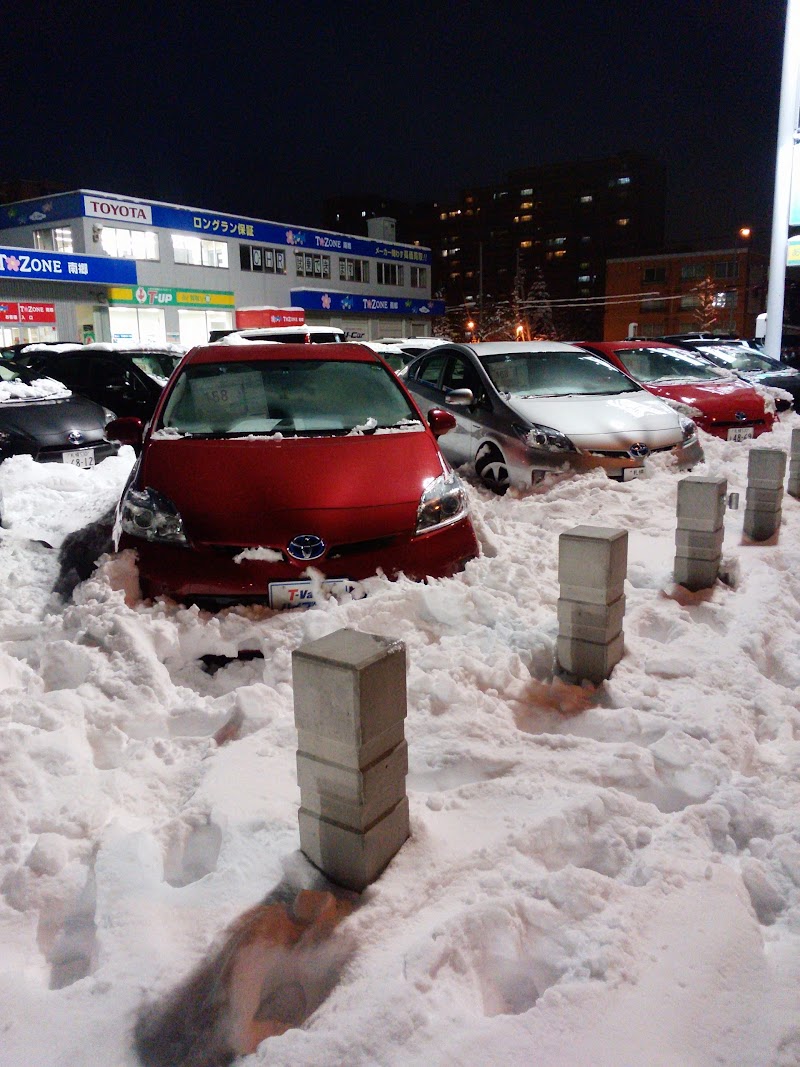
xmin=109 ymin=306 xmax=166 ymax=344
xmin=177 ymin=308 xmax=233 ymax=346
xmin=172 ymin=234 xmax=229 ymax=268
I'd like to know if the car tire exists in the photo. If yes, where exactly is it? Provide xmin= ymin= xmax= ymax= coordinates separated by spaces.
xmin=476 ymin=444 xmax=510 ymax=494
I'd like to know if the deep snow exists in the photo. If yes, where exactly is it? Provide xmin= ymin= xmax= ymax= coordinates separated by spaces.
xmin=0 ymin=420 xmax=799 ymax=1067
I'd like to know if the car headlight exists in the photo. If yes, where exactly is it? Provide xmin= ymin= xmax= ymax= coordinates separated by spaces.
xmin=679 ymin=416 xmax=698 ymax=444
xmin=416 ymin=471 xmax=469 ymax=534
xmin=119 ymin=485 xmax=187 ymax=544
xmin=514 ymin=422 xmax=576 ymax=453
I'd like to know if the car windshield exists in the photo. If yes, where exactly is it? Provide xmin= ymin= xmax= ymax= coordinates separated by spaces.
xmin=0 ymin=361 xmax=69 ymax=401
xmin=614 ymin=346 xmax=724 ymax=384
xmin=160 ymin=358 xmax=421 ymax=436
xmin=480 ymin=350 xmax=640 ymax=397
xmin=695 ymin=344 xmax=782 ymax=373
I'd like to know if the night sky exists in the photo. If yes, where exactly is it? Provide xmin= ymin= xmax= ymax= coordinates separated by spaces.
xmin=6 ymin=1 xmax=787 ymax=248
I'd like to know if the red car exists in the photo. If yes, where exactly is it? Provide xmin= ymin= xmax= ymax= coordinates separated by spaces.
xmin=574 ymin=341 xmax=776 ymax=441
xmin=108 ymin=342 xmax=479 ymax=606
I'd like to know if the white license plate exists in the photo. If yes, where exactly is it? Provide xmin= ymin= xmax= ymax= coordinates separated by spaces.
xmin=269 ymin=578 xmax=356 ymax=610
xmin=727 ymin=427 xmax=754 ymax=442
xmin=622 ymin=466 xmax=645 ymax=481
xmin=63 ymin=447 xmax=95 ymax=468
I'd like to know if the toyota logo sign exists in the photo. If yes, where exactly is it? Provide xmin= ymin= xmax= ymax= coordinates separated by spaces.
xmin=286 ymin=534 xmax=326 ymax=561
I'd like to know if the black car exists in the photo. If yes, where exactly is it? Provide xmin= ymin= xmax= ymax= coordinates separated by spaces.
xmin=0 ymin=362 xmax=117 ymax=467
xmin=15 ymin=343 xmax=185 ymax=422
xmin=658 ymin=334 xmax=800 ymax=411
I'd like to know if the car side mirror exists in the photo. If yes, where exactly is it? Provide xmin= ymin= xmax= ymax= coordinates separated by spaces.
xmin=427 ymin=408 xmax=457 ymax=438
xmin=445 ymin=388 xmax=474 ymax=407
xmin=105 ymin=416 xmax=144 ymax=446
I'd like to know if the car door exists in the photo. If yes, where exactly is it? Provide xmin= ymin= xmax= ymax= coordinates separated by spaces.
xmin=93 ymin=358 xmax=155 ymax=420
xmin=439 ymin=354 xmax=491 ymax=467
xmin=404 ymin=350 xmax=459 ymax=465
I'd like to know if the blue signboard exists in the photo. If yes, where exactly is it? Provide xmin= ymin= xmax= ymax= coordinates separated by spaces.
xmin=0 ymin=191 xmax=432 ymax=266
xmin=0 ymin=246 xmax=137 ymax=285
xmin=291 ymin=289 xmax=445 ymax=317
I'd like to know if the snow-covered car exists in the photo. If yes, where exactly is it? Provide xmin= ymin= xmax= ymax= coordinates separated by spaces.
xmin=0 ymin=361 xmax=117 ymax=468
xmin=209 ymin=325 xmax=347 ymax=344
xmin=401 ymin=341 xmax=703 ymax=491
xmin=660 ymin=338 xmax=800 ymax=411
xmin=15 ymin=342 xmax=185 ymax=422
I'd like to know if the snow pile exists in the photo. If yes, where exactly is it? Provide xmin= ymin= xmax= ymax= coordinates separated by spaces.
xmin=0 ymin=377 xmax=71 ymax=402
xmin=0 ymin=422 xmax=799 ymax=1066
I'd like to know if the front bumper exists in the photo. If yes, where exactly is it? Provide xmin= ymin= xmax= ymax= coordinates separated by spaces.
xmin=121 ymin=515 xmax=479 ymax=602
xmin=504 ymin=435 xmax=703 ymax=486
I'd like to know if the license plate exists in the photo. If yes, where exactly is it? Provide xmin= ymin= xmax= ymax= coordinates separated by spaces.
xmin=622 ymin=466 xmax=645 ymax=481
xmin=727 ymin=427 xmax=754 ymax=442
xmin=63 ymin=447 xmax=95 ymax=468
xmin=269 ymin=578 xmax=356 ymax=609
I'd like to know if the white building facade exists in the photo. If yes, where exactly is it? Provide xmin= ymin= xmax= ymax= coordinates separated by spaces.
xmin=0 ymin=190 xmax=442 ymax=348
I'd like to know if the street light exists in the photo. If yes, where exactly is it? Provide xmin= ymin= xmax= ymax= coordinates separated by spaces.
xmin=736 ymin=227 xmax=753 ymax=335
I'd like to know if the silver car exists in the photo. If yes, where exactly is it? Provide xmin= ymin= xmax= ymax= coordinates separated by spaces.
xmin=401 ymin=341 xmax=703 ymax=491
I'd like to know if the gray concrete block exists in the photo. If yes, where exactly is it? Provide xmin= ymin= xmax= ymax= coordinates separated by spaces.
xmin=293 ymin=629 xmax=407 ymax=768
xmin=673 ymin=555 xmax=719 ymax=591
xmin=787 ymin=475 xmax=800 ymax=499
xmin=297 ymin=741 xmax=408 ymax=831
xmin=674 ymin=545 xmax=722 ymax=563
xmin=745 ymin=486 xmax=783 ymax=511
xmin=675 ymin=527 xmax=724 ymax=555
xmin=791 ymin=428 xmax=800 ymax=456
xmin=743 ymin=509 xmax=782 ymax=542
xmin=558 ymin=526 xmax=628 ymax=606
xmin=299 ymin=796 xmax=410 ymax=891
xmin=556 ymin=632 xmax=624 ymax=684
xmin=747 ymin=447 xmax=787 ymax=489
xmin=557 ymin=595 xmax=625 ymax=643
xmin=676 ymin=476 xmax=727 ymax=532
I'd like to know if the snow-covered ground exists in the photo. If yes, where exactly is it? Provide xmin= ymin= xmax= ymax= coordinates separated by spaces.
xmin=1 ymin=421 xmax=799 ymax=1067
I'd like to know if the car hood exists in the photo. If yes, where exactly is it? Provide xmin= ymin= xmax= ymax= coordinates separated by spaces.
xmin=0 ymin=395 xmax=109 ymax=445
xmin=138 ymin=429 xmax=447 ymax=544
xmin=638 ymin=378 xmax=768 ymax=418
xmin=737 ymin=369 xmax=800 ymax=397
xmin=506 ymin=391 xmax=680 ymax=439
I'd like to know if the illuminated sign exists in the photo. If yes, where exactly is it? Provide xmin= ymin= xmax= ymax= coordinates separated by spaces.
xmin=1 ymin=302 xmax=56 ymax=322
xmin=0 ymin=247 xmax=136 ymax=284
xmin=107 ymin=285 xmax=234 ymax=307
xmin=235 ymin=307 xmax=306 ymax=328
xmin=291 ymin=289 xmax=445 ymax=316
xmin=84 ymin=195 xmax=153 ymax=224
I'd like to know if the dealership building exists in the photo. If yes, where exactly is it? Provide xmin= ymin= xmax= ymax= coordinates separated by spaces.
xmin=0 ymin=190 xmax=442 ymax=348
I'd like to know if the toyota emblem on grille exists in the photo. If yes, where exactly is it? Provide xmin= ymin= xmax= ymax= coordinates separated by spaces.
xmin=628 ymin=442 xmax=650 ymax=458
xmin=68 ymin=431 xmax=84 ymax=444
xmin=286 ymin=534 xmax=326 ymax=561
xmin=735 ymin=411 xmax=747 ymax=422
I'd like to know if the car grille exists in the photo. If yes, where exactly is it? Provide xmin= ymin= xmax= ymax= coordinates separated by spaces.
xmin=210 ymin=534 xmax=400 ymax=561
xmin=588 ymin=444 xmax=674 ymax=458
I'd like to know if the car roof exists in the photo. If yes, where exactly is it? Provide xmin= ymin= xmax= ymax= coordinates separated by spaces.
xmin=577 ymin=340 xmax=686 ymax=351
xmin=461 ymin=340 xmax=589 ymax=355
xmin=183 ymin=341 xmax=382 ymax=366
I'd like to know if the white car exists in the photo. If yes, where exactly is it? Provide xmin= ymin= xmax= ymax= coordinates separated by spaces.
xmin=401 ymin=341 xmax=703 ymax=491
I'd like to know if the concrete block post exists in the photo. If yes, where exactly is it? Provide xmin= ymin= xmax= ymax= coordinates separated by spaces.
xmin=787 ymin=428 xmax=800 ymax=498
xmin=556 ymin=525 xmax=628 ymax=684
xmin=292 ymin=629 xmax=410 ymax=892
xmin=743 ymin=448 xmax=786 ymax=541
xmin=674 ymin=476 xmax=727 ymax=590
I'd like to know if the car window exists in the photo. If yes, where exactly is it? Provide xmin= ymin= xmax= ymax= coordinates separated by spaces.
xmin=442 ymin=356 xmax=486 ymax=404
xmin=481 ymin=350 xmax=641 ymax=397
xmin=160 ymin=359 xmax=422 ymax=436
xmin=48 ymin=355 xmax=94 ymax=390
xmin=414 ymin=352 xmax=448 ymax=388
xmin=616 ymin=346 xmax=724 ymax=384
xmin=695 ymin=344 xmax=779 ymax=373
xmin=130 ymin=352 xmax=182 ymax=383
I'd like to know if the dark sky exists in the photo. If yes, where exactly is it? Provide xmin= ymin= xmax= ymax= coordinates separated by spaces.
xmin=6 ymin=1 xmax=787 ymax=247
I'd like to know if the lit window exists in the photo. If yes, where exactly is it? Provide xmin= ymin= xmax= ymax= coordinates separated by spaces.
xmin=554 ymin=249 xmax=566 ymax=258
xmin=520 ymin=201 xmax=533 ymax=209
xmin=100 ymin=226 xmax=159 ymax=260
xmin=579 ymin=195 xmax=593 ymax=204
xmin=617 ymin=217 xmax=630 ymax=226
xmin=172 ymin=234 xmax=228 ymax=268
xmin=520 ymin=214 xmax=533 ymax=222
xmin=578 ymin=274 xmax=592 ymax=282
xmin=520 ymin=240 xmax=532 ymax=249
xmin=33 ymin=227 xmax=73 ymax=253
xmin=520 ymin=187 xmax=533 ymax=195
xmin=440 ymin=212 xmax=448 ymax=221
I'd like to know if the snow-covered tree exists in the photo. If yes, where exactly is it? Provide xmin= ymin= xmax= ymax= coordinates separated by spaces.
xmin=692 ymin=276 xmax=719 ymax=332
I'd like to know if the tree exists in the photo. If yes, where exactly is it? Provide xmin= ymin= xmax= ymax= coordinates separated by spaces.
xmin=692 ymin=276 xmax=719 ymax=332
xmin=522 ymin=266 xmax=558 ymax=340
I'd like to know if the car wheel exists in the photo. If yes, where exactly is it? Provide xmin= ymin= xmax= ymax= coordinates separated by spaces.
xmin=476 ymin=444 xmax=510 ymax=494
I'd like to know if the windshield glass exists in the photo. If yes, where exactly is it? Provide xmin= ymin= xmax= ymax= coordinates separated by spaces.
xmin=0 ymin=362 xmax=69 ymax=401
xmin=480 ymin=350 xmax=640 ymax=397
xmin=614 ymin=346 xmax=724 ymax=384
xmin=160 ymin=358 xmax=421 ymax=436
xmin=695 ymin=344 xmax=781 ymax=373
